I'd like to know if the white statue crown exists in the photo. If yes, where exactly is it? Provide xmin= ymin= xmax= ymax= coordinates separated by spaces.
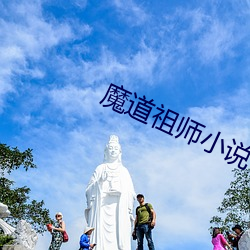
xmin=109 ymin=135 xmax=119 ymax=144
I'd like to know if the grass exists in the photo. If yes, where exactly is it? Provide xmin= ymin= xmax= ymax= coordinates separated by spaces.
xmin=0 ymin=234 xmax=14 ymax=247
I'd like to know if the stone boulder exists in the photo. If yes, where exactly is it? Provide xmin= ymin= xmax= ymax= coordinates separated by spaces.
xmin=239 ymin=229 xmax=250 ymax=250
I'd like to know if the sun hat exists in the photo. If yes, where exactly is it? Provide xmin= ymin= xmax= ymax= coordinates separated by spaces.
xmin=55 ymin=212 xmax=63 ymax=218
xmin=84 ymin=227 xmax=95 ymax=234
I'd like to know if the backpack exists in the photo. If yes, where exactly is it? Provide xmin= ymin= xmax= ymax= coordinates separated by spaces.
xmin=136 ymin=203 xmax=154 ymax=229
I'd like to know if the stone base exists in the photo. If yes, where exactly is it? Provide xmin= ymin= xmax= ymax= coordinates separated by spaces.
xmin=1 ymin=245 xmax=26 ymax=250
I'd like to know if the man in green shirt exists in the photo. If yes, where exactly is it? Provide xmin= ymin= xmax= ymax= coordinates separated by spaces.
xmin=133 ymin=194 xmax=156 ymax=250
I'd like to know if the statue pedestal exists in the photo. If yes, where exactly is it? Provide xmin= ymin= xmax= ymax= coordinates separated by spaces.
xmin=1 ymin=245 xmax=26 ymax=250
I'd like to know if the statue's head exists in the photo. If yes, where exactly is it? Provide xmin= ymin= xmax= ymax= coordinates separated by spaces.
xmin=104 ymin=135 xmax=122 ymax=163
xmin=0 ymin=202 xmax=10 ymax=218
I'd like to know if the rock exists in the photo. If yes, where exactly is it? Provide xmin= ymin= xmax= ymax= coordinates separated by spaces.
xmin=239 ymin=229 xmax=250 ymax=250
xmin=12 ymin=220 xmax=38 ymax=250
xmin=2 ymin=245 xmax=26 ymax=250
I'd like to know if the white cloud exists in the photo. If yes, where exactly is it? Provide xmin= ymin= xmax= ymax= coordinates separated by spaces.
xmin=160 ymin=7 xmax=240 ymax=67
xmin=0 ymin=2 xmax=73 ymax=58
xmin=0 ymin=1 xmax=75 ymax=110
xmin=80 ymin=45 xmax=158 ymax=86
xmin=112 ymin=0 xmax=148 ymax=26
xmin=81 ymin=47 xmax=127 ymax=85
xmin=127 ymin=42 xmax=158 ymax=84
xmin=196 ymin=20 xmax=235 ymax=63
xmin=226 ymin=84 xmax=250 ymax=115
xmin=48 ymin=85 xmax=104 ymax=118
xmin=73 ymin=0 xmax=87 ymax=9
xmin=188 ymin=106 xmax=225 ymax=125
xmin=189 ymin=8 xmax=210 ymax=33
xmin=188 ymin=104 xmax=250 ymax=145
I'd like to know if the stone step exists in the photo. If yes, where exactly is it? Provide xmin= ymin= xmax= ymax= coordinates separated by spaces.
xmin=1 ymin=245 xmax=26 ymax=250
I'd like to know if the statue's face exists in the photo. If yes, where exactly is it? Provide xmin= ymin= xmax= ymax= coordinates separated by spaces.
xmin=107 ymin=142 xmax=121 ymax=160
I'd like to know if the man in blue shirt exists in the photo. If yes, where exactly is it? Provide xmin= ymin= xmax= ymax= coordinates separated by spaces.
xmin=79 ymin=227 xmax=96 ymax=250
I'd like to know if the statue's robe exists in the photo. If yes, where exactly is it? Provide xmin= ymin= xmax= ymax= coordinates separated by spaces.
xmin=85 ymin=163 xmax=135 ymax=250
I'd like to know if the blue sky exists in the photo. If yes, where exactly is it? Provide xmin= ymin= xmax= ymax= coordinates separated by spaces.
xmin=1 ymin=0 xmax=250 ymax=249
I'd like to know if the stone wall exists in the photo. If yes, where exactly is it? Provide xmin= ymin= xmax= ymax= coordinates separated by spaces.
xmin=1 ymin=245 xmax=26 ymax=250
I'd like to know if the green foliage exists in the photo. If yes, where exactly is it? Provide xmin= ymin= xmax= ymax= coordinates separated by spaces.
xmin=0 ymin=234 xmax=14 ymax=246
xmin=0 ymin=144 xmax=36 ymax=175
xmin=0 ymin=143 xmax=52 ymax=233
xmin=210 ymin=168 xmax=250 ymax=233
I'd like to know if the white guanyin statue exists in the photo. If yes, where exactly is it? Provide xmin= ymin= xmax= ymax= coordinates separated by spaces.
xmin=85 ymin=135 xmax=136 ymax=250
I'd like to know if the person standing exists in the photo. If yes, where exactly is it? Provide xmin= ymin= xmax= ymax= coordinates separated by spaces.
xmin=133 ymin=194 xmax=156 ymax=250
xmin=79 ymin=227 xmax=96 ymax=250
xmin=211 ymin=227 xmax=232 ymax=250
xmin=49 ymin=212 xmax=66 ymax=250
xmin=231 ymin=225 xmax=244 ymax=250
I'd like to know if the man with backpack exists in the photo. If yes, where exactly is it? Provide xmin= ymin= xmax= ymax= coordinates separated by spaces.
xmin=132 ymin=194 xmax=156 ymax=250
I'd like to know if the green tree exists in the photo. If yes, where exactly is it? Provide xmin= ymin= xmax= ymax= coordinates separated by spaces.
xmin=0 ymin=143 xmax=52 ymax=233
xmin=210 ymin=168 xmax=250 ymax=232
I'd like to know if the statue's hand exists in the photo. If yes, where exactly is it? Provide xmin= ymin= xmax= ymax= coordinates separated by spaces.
xmin=86 ymin=195 xmax=95 ymax=208
xmin=129 ymin=213 xmax=135 ymax=222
